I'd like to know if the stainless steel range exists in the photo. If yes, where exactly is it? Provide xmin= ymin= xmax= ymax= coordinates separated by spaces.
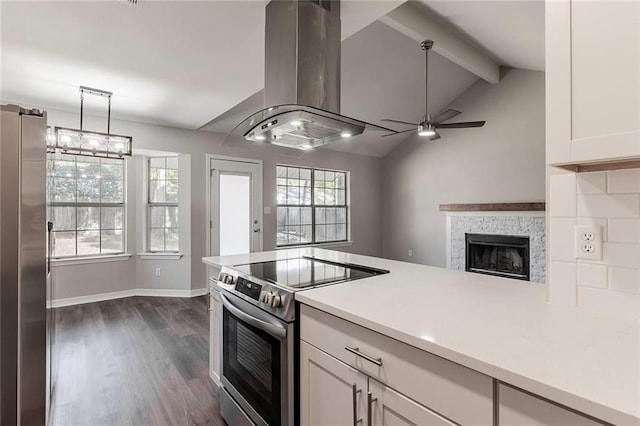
xmin=216 ymin=256 xmax=388 ymax=426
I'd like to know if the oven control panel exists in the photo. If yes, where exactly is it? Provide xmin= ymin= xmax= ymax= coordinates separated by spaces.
xmin=235 ymin=277 xmax=262 ymax=301
xmin=218 ymin=267 xmax=293 ymax=321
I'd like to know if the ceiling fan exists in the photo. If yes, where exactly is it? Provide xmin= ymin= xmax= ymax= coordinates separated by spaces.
xmin=381 ymin=40 xmax=486 ymax=141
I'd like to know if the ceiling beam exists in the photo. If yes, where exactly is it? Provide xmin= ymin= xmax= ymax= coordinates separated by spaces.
xmin=380 ymin=1 xmax=500 ymax=84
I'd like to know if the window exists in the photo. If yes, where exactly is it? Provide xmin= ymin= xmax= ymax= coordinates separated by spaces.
xmin=276 ymin=165 xmax=348 ymax=246
xmin=47 ymin=153 xmax=125 ymax=257
xmin=148 ymin=157 xmax=179 ymax=252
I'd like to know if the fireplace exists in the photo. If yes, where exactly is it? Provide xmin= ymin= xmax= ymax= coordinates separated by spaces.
xmin=465 ymin=233 xmax=530 ymax=281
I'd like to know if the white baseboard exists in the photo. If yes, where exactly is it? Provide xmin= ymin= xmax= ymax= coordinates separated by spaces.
xmin=50 ymin=287 xmax=208 ymax=308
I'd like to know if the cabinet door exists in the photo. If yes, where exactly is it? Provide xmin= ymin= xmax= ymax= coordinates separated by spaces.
xmin=498 ymin=384 xmax=604 ymax=426
xmin=369 ymin=379 xmax=455 ymax=426
xmin=300 ymin=341 xmax=368 ymax=426
xmin=208 ymin=287 xmax=221 ymax=386
xmin=547 ymin=0 xmax=640 ymax=164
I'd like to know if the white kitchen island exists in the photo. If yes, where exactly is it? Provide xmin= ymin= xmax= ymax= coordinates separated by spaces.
xmin=203 ymin=248 xmax=639 ymax=425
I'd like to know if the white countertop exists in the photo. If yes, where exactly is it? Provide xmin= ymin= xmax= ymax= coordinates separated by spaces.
xmin=203 ymin=249 xmax=640 ymax=425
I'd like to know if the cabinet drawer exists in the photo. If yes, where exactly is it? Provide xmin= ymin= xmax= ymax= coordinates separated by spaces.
xmin=498 ymin=384 xmax=605 ymax=426
xmin=300 ymin=305 xmax=493 ymax=425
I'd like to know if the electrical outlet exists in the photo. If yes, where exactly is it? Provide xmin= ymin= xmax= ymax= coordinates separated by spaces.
xmin=155 ymin=268 xmax=161 ymax=277
xmin=408 ymin=249 xmax=413 ymax=257
xmin=575 ymin=225 xmax=602 ymax=260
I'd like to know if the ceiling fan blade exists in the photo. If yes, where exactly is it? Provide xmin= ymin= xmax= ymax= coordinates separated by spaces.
xmin=431 ymin=109 xmax=461 ymax=124
xmin=427 ymin=131 xmax=441 ymax=141
xmin=381 ymin=129 xmax=415 ymax=138
xmin=381 ymin=118 xmax=420 ymax=127
xmin=436 ymin=121 xmax=486 ymax=129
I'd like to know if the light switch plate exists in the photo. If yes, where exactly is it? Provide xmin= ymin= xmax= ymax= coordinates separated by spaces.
xmin=575 ymin=225 xmax=602 ymax=260
xmin=264 ymin=206 xmax=272 ymax=215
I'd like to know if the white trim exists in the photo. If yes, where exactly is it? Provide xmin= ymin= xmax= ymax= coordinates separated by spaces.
xmin=137 ymin=252 xmax=184 ymax=260
xmin=49 ymin=287 xmax=208 ymax=308
xmin=205 ymin=154 xmax=264 ymax=257
xmin=446 ymin=214 xmax=452 ymax=269
xmin=51 ymin=253 xmax=132 ymax=267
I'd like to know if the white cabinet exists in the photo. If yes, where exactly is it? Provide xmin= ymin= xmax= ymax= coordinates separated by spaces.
xmin=208 ymin=280 xmax=222 ymax=386
xmin=368 ymin=379 xmax=455 ymax=426
xmin=300 ymin=305 xmax=493 ymax=425
xmin=547 ymin=0 xmax=640 ymax=168
xmin=300 ymin=341 xmax=368 ymax=426
xmin=498 ymin=384 xmax=604 ymax=426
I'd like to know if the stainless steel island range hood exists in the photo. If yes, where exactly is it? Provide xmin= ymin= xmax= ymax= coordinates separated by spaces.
xmin=234 ymin=0 xmax=393 ymax=151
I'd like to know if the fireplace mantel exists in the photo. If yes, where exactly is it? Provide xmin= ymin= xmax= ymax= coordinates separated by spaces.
xmin=439 ymin=202 xmax=545 ymax=212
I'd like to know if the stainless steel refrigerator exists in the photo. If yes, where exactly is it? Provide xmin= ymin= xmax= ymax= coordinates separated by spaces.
xmin=1 ymin=104 xmax=49 ymax=424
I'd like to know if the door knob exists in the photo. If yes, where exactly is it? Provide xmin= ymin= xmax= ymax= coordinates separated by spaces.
xmin=253 ymin=228 xmax=261 ymax=233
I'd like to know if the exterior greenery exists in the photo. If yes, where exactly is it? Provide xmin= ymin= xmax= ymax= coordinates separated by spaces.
xmin=47 ymin=153 xmax=125 ymax=257
xmin=276 ymin=165 xmax=348 ymax=246
xmin=148 ymin=157 xmax=179 ymax=252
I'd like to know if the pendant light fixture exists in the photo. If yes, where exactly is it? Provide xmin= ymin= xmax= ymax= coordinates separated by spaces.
xmin=49 ymin=86 xmax=133 ymax=158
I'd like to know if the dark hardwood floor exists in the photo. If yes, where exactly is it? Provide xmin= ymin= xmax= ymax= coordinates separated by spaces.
xmin=51 ymin=296 xmax=224 ymax=426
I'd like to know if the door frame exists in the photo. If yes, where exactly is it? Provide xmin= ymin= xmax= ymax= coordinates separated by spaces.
xmin=205 ymin=154 xmax=264 ymax=257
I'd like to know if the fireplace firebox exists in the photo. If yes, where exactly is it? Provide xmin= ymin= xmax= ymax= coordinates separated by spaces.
xmin=465 ymin=233 xmax=530 ymax=281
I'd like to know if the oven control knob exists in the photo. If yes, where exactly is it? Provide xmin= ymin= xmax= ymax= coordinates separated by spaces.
xmin=270 ymin=294 xmax=282 ymax=308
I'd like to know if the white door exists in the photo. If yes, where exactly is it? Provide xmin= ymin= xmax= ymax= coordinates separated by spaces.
xmin=300 ymin=341 xmax=368 ymax=426
xmin=209 ymin=158 xmax=262 ymax=256
xmin=369 ymin=379 xmax=455 ymax=426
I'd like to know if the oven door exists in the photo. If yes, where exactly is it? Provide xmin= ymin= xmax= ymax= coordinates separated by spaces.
xmin=219 ymin=291 xmax=293 ymax=426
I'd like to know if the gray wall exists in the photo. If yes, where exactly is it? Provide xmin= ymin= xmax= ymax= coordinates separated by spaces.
xmin=381 ymin=68 xmax=545 ymax=266
xmin=46 ymin=109 xmax=383 ymax=299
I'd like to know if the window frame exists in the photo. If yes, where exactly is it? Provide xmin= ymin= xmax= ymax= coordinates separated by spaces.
xmin=146 ymin=156 xmax=180 ymax=253
xmin=47 ymin=154 xmax=127 ymax=259
xmin=276 ymin=165 xmax=350 ymax=248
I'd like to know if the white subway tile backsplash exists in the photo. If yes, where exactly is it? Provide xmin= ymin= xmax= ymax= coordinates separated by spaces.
xmin=576 ymin=263 xmax=607 ymax=288
xmin=577 ymin=194 xmax=640 ymax=218
xmin=608 ymin=218 xmax=640 ymax=243
xmin=577 ymin=172 xmax=606 ymax=194
xmin=548 ymin=261 xmax=577 ymax=306
xmin=549 ymin=218 xmax=576 ymax=261
xmin=549 ymin=174 xmax=576 ymax=217
xmin=608 ymin=267 xmax=640 ymax=294
xmin=549 ymin=167 xmax=640 ymax=315
xmin=602 ymin=242 xmax=640 ymax=268
xmin=607 ymin=169 xmax=640 ymax=194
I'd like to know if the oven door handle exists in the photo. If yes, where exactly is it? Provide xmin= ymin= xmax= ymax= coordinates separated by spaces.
xmin=220 ymin=292 xmax=288 ymax=340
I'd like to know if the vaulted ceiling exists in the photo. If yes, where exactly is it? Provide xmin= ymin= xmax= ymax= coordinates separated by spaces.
xmin=0 ymin=0 xmax=544 ymax=157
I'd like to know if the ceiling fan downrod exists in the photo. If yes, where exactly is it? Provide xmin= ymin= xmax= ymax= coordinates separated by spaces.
xmin=421 ymin=40 xmax=434 ymax=123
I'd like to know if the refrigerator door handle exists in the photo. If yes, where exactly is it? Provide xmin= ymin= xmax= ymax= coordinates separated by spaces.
xmin=47 ymin=221 xmax=53 ymax=273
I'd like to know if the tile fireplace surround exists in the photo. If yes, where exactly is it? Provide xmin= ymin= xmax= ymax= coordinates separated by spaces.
xmin=447 ymin=212 xmax=546 ymax=283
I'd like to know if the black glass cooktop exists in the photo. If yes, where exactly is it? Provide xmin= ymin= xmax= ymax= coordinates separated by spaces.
xmin=232 ymin=256 xmax=389 ymax=290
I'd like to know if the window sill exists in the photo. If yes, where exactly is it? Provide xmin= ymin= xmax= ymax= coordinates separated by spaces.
xmin=276 ymin=241 xmax=354 ymax=250
xmin=51 ymin=253 xmax=132 ymax=267
xmin=137 ymin=253 xmax=184 ymax=260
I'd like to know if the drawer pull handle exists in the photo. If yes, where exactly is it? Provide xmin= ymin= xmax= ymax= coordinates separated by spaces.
xmin=345 ymin=346 xmax=383 ymax=366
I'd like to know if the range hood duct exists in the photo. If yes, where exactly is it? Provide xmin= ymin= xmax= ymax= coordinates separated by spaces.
xmin=265 ymin=0 xmax=341 ymax=113
xmin=233 ymin=0 xmax=393 ymax=151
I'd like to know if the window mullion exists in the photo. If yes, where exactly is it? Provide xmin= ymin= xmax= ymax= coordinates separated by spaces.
xmin=311 ymin=169 xmax=316 ymax=244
